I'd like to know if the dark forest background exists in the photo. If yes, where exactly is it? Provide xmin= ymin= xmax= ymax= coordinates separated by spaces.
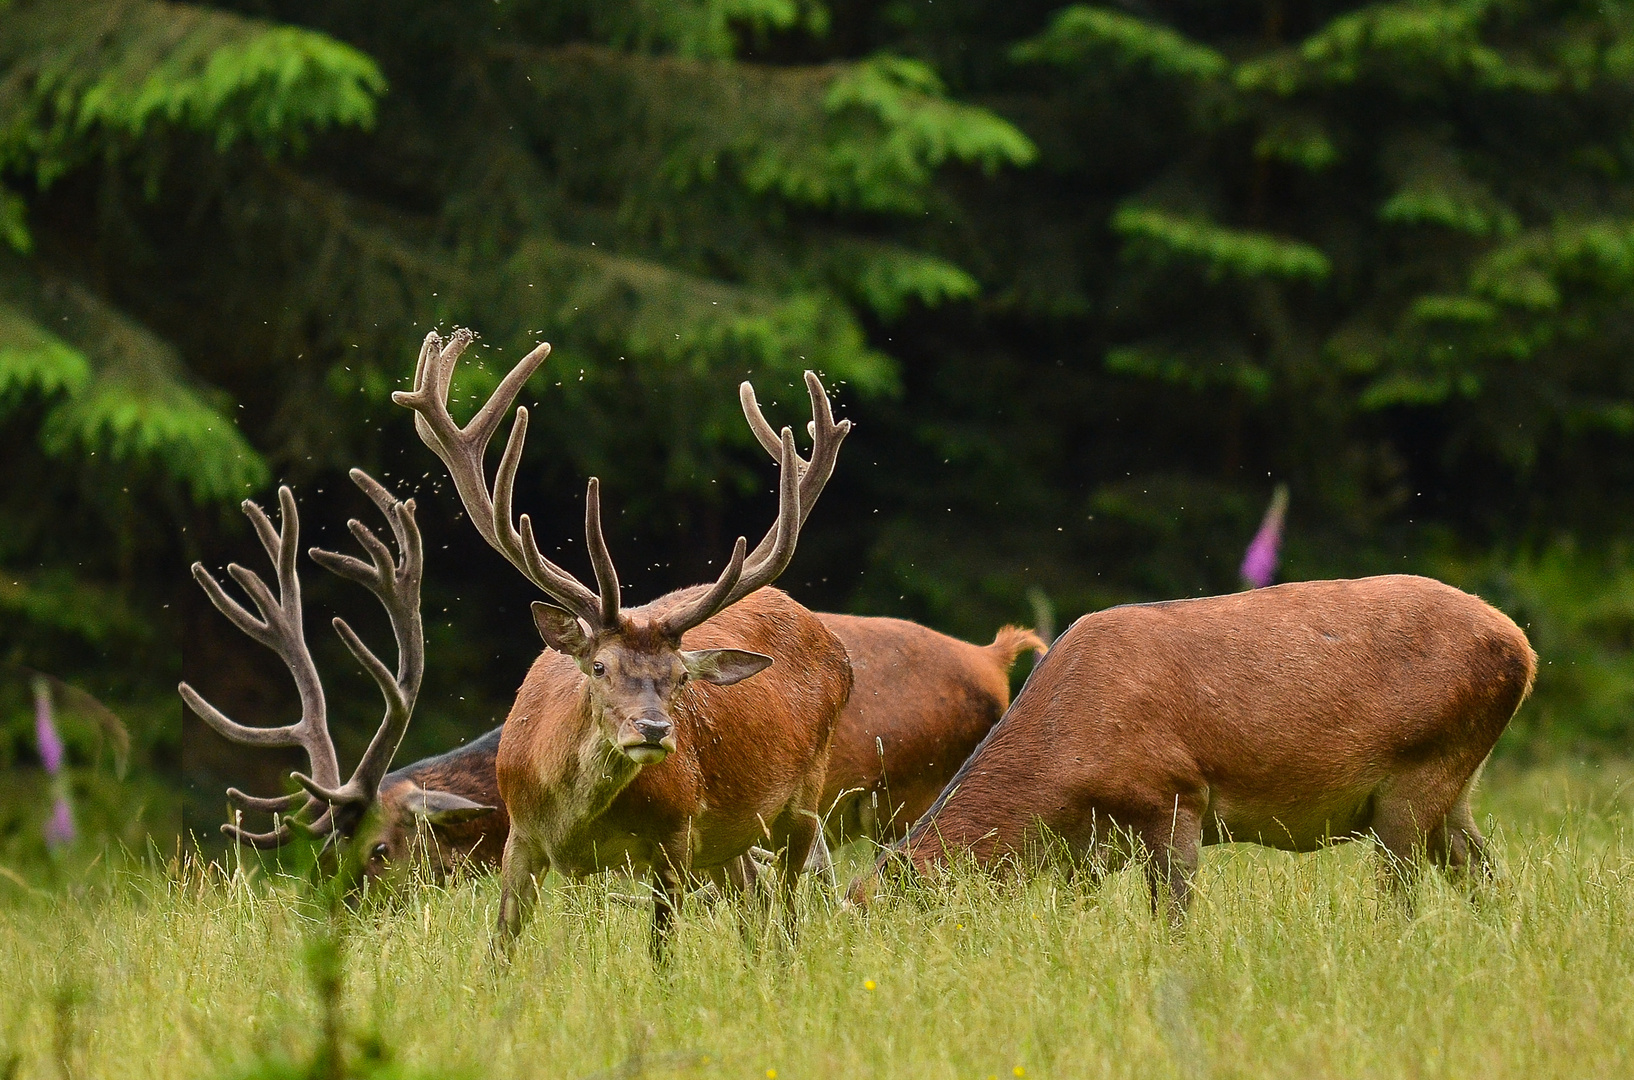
xmin=7 ymin=0 xmax=1634 ymax=863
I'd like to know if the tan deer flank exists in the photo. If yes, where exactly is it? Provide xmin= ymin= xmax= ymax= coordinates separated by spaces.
xmin=850 ymin=575 xmax=1536 ymax=919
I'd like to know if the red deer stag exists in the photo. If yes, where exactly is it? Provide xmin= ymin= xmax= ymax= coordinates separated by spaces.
xmin=394 ymin=329 xmax=853 ymax=953
xmin=849 ymin=576 xmax=1535 ymax=919
xmin=181 ymin=470 xmax=461 ymax=879
xmin=361 ymin=726 xmax=504 ymax=881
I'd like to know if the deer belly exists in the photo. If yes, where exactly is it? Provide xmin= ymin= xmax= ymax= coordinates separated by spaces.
xmin=550 ymin=827 xmax=660 ymax=878
xmin=1202 ymin=785 xmax=1376 ymax=852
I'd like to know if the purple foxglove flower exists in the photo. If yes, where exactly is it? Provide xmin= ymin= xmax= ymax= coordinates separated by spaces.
xmin=1241 ymin=484 xmax=1289 ymax=590
xmin=45 ymin=793 xmax=76 ymax=848
xmin=34 ymin=676 xmax=64 ymax=775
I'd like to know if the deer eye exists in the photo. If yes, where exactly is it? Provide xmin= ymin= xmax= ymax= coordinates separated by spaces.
xmin=591 ymin=661 xmax=606 ymax=677
xmin=371 ymin=843 xmax=388 ymax=862
xmin=677 ymin=670 xmax=689 ymax=684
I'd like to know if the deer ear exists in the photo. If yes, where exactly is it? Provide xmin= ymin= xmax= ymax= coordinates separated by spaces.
xmin=532 ymin=601 xmax=593 ymax=657
xmin=680 ymin=648 xmax=774 ymax=686
xmin=401 ymin=787 xmax=499 ymax=826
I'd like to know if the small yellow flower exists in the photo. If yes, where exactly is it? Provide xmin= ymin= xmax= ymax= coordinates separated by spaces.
xmin=864 ymin=979 xmax=876 ymax=991
xmin=1014 ymin=1068 xmax=1026 ymax=1077
xmin=767 ymin=1071 xmax=777 ymax=1079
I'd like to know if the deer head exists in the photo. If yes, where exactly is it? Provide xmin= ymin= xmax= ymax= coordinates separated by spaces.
xmin=393 ymin=329 xmax=849 ymax=766
xmin=179 ymin=469 xmax=424 ymax=854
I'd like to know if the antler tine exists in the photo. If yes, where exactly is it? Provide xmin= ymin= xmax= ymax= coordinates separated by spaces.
xmin=660 ymin=427 xmax=802 ymax=636
xmin=222 ymin=821 xmax=295 ymax=849
xmin=180 ymin=486 xmax=342 ymax=848
xmin=732 ymin=427 xmax=804 ymax=599
xmin=299 ymin=470 xmax=425 ymax=814
xmin=584 ymin=478 xmax=622 ymax=625
xmin=793 ymin=369 xmax=850 ymax=526
xmin=739 ymin=370 xmax=851 ymax=531
xmin=226 ymin=788 xmax=303 ymax=814
xmin=656 ymin=536 xmax=747 ymax=638
xmin=222 ymin=805 xmax=334 ymax=850
xmin=392 ymin=329 xmax=606 ymax=629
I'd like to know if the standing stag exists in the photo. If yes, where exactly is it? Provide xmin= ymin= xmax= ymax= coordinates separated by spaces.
xmin=850 ymin=576 xmax=1535 ymax=918
xmin=181 ymin=469 xmax=464 ymax=877
xmin=395 ymin=329 xmax=853 ymax=953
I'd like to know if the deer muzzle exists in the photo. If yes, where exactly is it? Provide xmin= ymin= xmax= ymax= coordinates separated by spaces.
xmin=618 ymin=714 xmax=676 ymax=764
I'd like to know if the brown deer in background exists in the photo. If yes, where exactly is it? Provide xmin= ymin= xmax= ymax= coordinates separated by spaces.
xmin=395 ymin=329 xmax=853 ymax=954
xmin=364 ymin=725 xmax=504 ymax=882
xmin=734 ymin=384 xmax=1050 ymax=855
xmin=180 ymin=469 xmax=445 ymax=874
xmin=816 ymin=617 xmax=1044 ymax=853
xmin=850 ymin=575 xmax=1536 ymax=919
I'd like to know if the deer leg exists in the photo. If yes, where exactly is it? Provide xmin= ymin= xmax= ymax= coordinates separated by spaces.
xmin=650 ymin=863 xmax=684 ymax=962
xmin=494 ymin=833 xmax=544 ymax=954
xmin=1139 ymin=798 xmax=1203 ymax=926
xmin=1435 ymin=783 xmax=1495 ymax=887
xmin=773 ymin=803 xmax=822 ymax=945
xmin=803 ymin=828 xmax=836 ymax=888
xmin=1369 ymin=766 xmax=1467 ymax=894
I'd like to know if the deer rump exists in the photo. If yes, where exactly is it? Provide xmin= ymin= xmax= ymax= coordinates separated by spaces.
xmin=498 ymin=584 xmax=851 ymax=881
xmin=883 ymin=575 xmax=1535 ymax=906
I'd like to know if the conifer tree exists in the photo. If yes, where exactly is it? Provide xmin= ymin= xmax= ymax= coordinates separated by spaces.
xmin=0 ymin=0 xmax=1034 ymax=782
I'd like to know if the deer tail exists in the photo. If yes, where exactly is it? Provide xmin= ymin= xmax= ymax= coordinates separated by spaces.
xmin=985 ymin=624 xmax=1048 ymax=672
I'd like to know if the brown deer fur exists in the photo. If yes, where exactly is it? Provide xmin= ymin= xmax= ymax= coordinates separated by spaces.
xmin=496 ymin=585 xmax=851 ymax=944
xmin=851 ymin=575 xmax=1535 ymax=918
xmin=819 ymin=617 xmax=1045 ymax=848
xmin=355 ymin=618 xmax=1044 ymax=885
xmin=360 ymin=726 xmax=505 ymax=883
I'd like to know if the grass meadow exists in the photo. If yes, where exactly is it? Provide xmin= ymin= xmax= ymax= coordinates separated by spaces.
xmin=1 ymin=760 xmax=1631 ymax=1080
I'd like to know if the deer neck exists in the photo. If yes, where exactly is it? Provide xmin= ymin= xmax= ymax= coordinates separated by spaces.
xmin=534 ymin=686 xmax=645 ymax=851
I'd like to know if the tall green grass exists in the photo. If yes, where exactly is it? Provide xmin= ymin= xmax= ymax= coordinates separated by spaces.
xmin=2 ymin=761 xmax=1631 ymax=1080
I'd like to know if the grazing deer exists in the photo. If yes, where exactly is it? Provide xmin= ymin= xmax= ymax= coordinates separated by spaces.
xmin=394 ymin=329 xmax=854 ymax=953
xmin=180 ymin=469 xmax=444 ymax=879
xmin=817 ymin=617 xmax=1045 ymax=852
xmin=849 ymin=575 xmax=1536 ymax=919
xmin=363 ymin=725 xmax=505 ymax=882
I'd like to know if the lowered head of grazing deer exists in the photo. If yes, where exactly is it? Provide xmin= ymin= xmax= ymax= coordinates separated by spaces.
xmin=849 ymin=575 xmax=1536 ymax=919
xmin=356 ymin=726 xmax=504 ymax=883
xmin=179 ymin=469 xmax=429 ymax=883
xmin=394 ymin=328 xmax=854 ymax=954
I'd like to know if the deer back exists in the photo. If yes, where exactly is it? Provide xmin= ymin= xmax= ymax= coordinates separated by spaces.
xmin=895 ymin=574 xmax=1534 ymax=868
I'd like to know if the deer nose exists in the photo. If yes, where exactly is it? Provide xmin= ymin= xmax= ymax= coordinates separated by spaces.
xmin=633 ymin=717 xmax=671 ymax=744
